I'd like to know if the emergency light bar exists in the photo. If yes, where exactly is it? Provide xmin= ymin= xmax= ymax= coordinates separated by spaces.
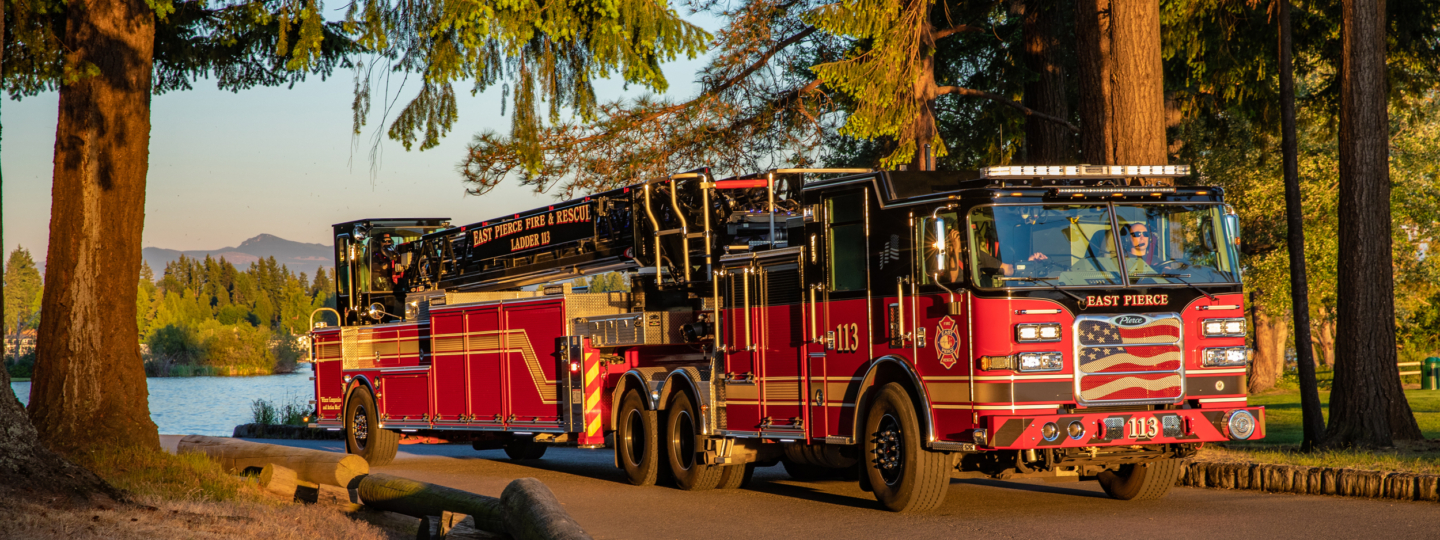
xmin=981 ymin=164 xmax=1191 ymax=178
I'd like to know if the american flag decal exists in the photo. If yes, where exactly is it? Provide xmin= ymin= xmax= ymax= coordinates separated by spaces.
xmin=1075 ymin=314 xmax=1184 ymax=404
xmin=1079 ymin=345 xmax=1181 ymax=374
xmin=1080 ymin=373 xmax=1183 ymax=401
xmin=1077 ymin=317 xmax=1180 ymax=346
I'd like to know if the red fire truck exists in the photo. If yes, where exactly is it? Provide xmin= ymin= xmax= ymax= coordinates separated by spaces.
xmin=307 ymin=165 xmax=1262 ymax=511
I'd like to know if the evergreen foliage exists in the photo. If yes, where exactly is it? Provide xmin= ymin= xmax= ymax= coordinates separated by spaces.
xmin=346 ymin=0 xmax=712 ymax=177
xmin=3 ymin=247 xmax=43 ymax=353
xmin=3 ymin=0 xmax=355 ymax=98
xmin=139 ymin=254 xmax=334 ymax=376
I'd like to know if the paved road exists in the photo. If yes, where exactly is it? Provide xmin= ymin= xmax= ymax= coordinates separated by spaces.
xmin=251 ymin=439 xmax=1440 ymax=539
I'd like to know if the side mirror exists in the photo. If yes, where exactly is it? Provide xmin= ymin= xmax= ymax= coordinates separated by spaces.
xmin=933 ymin=217 xmax=948 ymax=273
xmin=1222 ymin=206 xmax=1241 ymax=247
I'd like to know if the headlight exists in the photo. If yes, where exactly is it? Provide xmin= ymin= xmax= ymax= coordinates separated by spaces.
xmin=1203 ymin=347 xmax=1251 ymax=367
xmin=1017 ymin=352 xmax=1064 ymax=372
xmin=1226 ymin=410 xmax=1256 ymax=440
xmin=1015 ymin=323 xmax=1063 ymax=342
xmin=1202 ymin=317 xmax=1246 ymax=337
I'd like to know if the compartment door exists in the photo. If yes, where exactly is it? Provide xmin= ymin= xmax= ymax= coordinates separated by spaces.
xmin=465 ymin=306 xmax=506 ymax=427
xmin=501 ymin=300 xmax=565 ymax=427
xmin=720 ymin=265 xmax=760 ymax=433
xmin=430 ymin=312 xmax=468 ymax=424
xmin=820 ymin=188 xmax=871 ymax=439
xmin=757 ymin=261 xmax=805 ymax=437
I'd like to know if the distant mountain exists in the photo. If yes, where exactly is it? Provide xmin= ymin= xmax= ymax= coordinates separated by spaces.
xmin=143 ymin=234 xmax=333 ymax=279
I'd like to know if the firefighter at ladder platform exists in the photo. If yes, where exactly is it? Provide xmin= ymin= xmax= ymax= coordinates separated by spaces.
xmin=371 ymin=233 xmax=404 ymax=290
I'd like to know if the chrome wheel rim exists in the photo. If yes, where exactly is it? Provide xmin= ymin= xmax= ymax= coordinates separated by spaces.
xmin=672 ymin=409 xmax=696 ymax=471
xmin=353 ymin=404 xmax=370 ymax=450
xmin=624 ymin=408 xmax=646 ymax=466
xmin=873 ymin=413 xmax=903 ymax=486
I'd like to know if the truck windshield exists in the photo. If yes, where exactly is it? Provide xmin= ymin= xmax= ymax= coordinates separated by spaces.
xmin=969 ymin=205 xmax=1122 ymax=288
xmin=968 ymin=203 xmax=1239 ymax=288
xmin=1113 ymin=204 xmax=1239 ymax=284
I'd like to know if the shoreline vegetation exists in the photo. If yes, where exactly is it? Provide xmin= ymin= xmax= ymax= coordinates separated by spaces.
xmin=5 ymin=252 xmax=333 ymax=380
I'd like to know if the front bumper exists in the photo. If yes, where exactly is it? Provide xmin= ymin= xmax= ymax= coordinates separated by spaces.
xmin=977 ymin=407 xmax=1264 ymax=450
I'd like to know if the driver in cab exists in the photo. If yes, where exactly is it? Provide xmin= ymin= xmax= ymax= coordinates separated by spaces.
xmin=1120 ymin=222 xmax=1160 ymax=275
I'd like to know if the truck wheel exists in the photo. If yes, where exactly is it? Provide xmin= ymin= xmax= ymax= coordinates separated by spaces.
xmin=616 ymin=390 xmax=660 ymax=486
xmin=345 ymin=386 xmax=398 ymax=466
xmin=665 ymin=393 xmax=722 ymax=491
xmin=503 ymin=437 xmax=547 ymax=460
xmin=716 ymin=463 xmax=754 ymax=489
xmin=863 ymin=383 xmax=949 ymax=512
xmin=1098 ymin=459 xmax=1183 ymax=501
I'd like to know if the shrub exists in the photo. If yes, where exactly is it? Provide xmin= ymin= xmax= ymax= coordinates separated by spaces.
xmin=271 ymin=331 xmax=306 ymax=374
xmin=251 ymin=398 xmax=279 ymax=425
xmin=5 ymin=350 xmax=35 ymax=378
xmin=251 ymin=395 xmax=310 ymax=426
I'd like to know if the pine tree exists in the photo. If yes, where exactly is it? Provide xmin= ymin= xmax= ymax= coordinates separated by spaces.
xmin=348 ymin=0 xmax=711 ymax=178
xmin=3 ymin=248 xmax=43 ymax=356
xmin=459 ymin=0 xmax=1079 ymax=195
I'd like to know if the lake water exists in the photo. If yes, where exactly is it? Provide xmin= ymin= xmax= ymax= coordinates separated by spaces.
xmin=8 ymin=369 xmax=314 ymax=437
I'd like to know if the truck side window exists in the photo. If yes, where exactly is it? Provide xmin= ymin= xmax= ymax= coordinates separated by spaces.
xmin=827 ymin=191 xmax=866 ymax=292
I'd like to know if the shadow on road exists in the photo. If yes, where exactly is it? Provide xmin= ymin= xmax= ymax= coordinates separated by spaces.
xmin=744 ymin=479 xmax=884 ymax=511
xmin=955 ymin=477 xmax=1110 ymax=499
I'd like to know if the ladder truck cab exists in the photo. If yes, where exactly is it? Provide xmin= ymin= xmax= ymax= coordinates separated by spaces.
xmin=307 ymin=165 xmax=1262 ymax=512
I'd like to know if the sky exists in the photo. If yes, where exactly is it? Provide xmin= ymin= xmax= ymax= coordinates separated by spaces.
xmin=2 ymin=15 xmax=717 ymax=266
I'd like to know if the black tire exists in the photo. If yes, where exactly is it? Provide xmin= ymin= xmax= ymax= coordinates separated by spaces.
xmin=863 ymin=383 xmax=950 ymax=512
xmin=1098 ymin=459 xmax=1183 ymax=501
xmin=665 ymin=393 xmax=722 ymax=491
xmin=616 ymin=390 xmax=660 ymax=486
xmin=345 ymin=386 xmax=398 ymax=466
xmin=503 ymin=437 xmax=548 ymax=460
xmin=716 ymin=463 xmax=755 ymax=489
xmin=781 ymin=459 xmax=834 ymax=481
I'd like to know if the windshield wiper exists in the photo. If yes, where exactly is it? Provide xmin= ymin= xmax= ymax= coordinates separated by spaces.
xmin=1131 ymin=273 xmax=1216 ymax=301
xmin=1000 ymin=276 xmax=1086 ymax=303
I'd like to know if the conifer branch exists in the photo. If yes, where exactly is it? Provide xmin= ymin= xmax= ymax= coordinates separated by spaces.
xmin=535 ymin=25 xmax=821 ymax=150
xmin=932 ymin=24 xmax=983 ymax=41
xmin=935 ymin=85 xmax=1081 ymax=133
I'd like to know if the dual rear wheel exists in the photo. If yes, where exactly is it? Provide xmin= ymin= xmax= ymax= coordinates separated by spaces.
xmin=615 ymin=389 xmax=748 ymax=490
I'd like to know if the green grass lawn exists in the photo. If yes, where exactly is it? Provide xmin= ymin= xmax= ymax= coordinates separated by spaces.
xmin=1201 ymin=387 xmax=1440 ymax=475
xmin=1242 ymin=388 xmax=1440 ymax=446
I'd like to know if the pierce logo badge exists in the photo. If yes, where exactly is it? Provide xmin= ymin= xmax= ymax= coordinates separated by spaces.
xmin=935 ymin=316 xmax=960 ymax=369
xmin=1112 ymin=315 xmax=1148 ymax=327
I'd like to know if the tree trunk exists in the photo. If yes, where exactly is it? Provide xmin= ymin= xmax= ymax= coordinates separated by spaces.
xmin=1279 ymin=0 xmax=1326 ymax=449
xmin=1314 ymin=315 xmax=1337 ymax=368
xmin=1022 ymin=0 xmax=1072 ymax=164
xmin=1108 ymin=0 xmax=1166 ymax=164
xmin=28 ymin=0 xmax=159 ymax=454
xmin=1075 ymin=0 xmax=1114 ymax=164
xmin=1325 ymin=0 xmax=1423 ymax=447
xmin=908 ymin=47 xmax=940 ymax=171
xmin=1249 ymin=297 xmax=1287 ymax=394
xmin=1 ymin=360 xmax=124 ymax=501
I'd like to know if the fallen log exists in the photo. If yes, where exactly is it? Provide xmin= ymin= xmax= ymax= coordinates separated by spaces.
xmin=178 ymin=435 xmax=368 ymax=488
xmin=259 ymin=464 xmax=315 ymax=496
xmin=356 ymin=473 xmax=507 ymax=535
xmin=446 ymin=515 xmax=508 ymax=540
xmin=501 ymin=478 xmax=591 ymax=540
xmin=357 ymin=474 xmax=590 ymax=540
